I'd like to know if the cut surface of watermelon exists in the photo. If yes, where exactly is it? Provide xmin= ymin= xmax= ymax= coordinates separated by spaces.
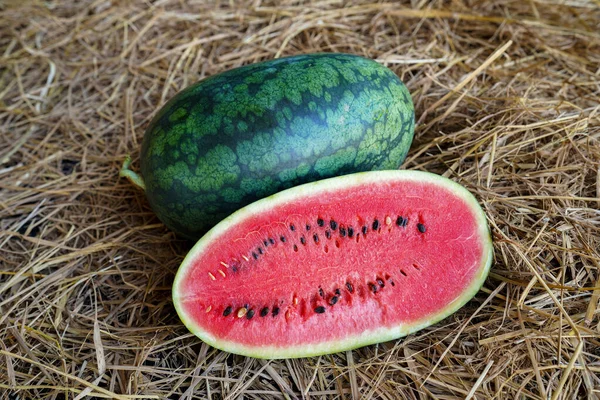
xmin=172 ymin=170 xmax=493 ymax=358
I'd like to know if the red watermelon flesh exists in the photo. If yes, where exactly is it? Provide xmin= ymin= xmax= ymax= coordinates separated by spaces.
xmin=173 ymin=170 xmax=493 ymax=358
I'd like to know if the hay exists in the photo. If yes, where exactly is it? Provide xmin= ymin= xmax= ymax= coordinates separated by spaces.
xmin=1 ymin=0 xmax=599 ymax=398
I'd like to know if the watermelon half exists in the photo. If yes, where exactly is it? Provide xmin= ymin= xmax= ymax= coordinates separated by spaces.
xmin=172 ymin=170 xmax=493 ymax=358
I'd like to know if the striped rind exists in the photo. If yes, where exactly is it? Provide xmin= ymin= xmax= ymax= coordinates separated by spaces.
xmin=141 ymin=53 xmax=415 ymax=239
xmin=172 ymin=170 xmax=493 ymax=359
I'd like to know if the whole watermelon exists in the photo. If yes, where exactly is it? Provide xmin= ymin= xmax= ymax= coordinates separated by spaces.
xmin=140 ymin=53 xmax=415 ymax=239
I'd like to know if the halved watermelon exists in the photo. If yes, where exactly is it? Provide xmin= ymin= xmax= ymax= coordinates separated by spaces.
xmin=172 ymin=170 xmax=493 ymax=358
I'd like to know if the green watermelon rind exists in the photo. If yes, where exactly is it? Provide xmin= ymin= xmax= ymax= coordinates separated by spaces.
xmin=172 ymin=170 xmax=493 ymax=359
xmin=141 ymin=53 xmax=415 ymax=240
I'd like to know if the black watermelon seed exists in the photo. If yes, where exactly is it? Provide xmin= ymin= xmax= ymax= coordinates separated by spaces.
xmin=325 ymin=230 xmax=331 ymax=239
xmin=300 ymin=236 xmax=306 ymax=245
xmin=317 ymin=218 xmax=324 ymax=227
xmin=252 ymin=252 xmax=258 ymax=260
xmin=272 ymin=307 xmax=280 ymax=317
xmin=362 ymin=226 xmax=368 ymax=235
xmin=347 ymin=227 xmax=354 ymax=238
xmin=335 ymin=288 xmax=341 ymax=296
xmin=313 ymin=233 xmax=319 ymax=243
xmin=293 ymin=244 xmax=298 ymax=252
xmin=260 ymin=307 xmax=269 ymax=317
xmin=346 ymin=282 xmax=354 ymax=293
xmin=258 ymin=247 xmax=263 ymax=254
xmin=402 ymin=218 xmax=408 ymax=227
xmin=280 ymin=236 xmax=286 ymax=242
xmin=269 ymin=237 xmax=275 ymax=245
xmin=315 ymin=306 xmax=326 ymax=314
xmin=306 ymin=224 xmax=311 ymax=231
xmin=339 ymin=227 xmax=346 ymax=237
xmin=372 ymin=219 xmax=379 ymax=230
xmin=418 ymin=223 xmax=426 ymax=233
xmin=369 ymin=283 xmax=378 ymax=293
xmin=319 ymin=288 xmax=325 ymax=298
xmin=223 ymin=306 xmax=232 ymax=317
xmin=246 ymin=309 xmax=255 ymax=319
xmin=263 ymin=240 xmax=269 ymax=247
xmin=329 ymin=296 xmax=338 ymax=305
xmin=290 ymin=224 xmax=295 ymax=231
xmin=396 ymin=216 xmax=404 ymax=226
xmin=377 ymin=278 xmax=385 ymax=288
xmin=330 ymin=220 xmax=337 ymax=230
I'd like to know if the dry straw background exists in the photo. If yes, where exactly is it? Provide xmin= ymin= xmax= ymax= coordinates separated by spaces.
xmin=1 ymin=0 xmax=599 ymax=399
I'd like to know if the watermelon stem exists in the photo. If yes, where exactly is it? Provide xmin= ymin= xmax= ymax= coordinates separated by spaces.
xmin=119 ymin=155 xmax=146 ymax=190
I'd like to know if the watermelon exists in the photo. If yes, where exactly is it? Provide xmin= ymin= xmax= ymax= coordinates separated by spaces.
xmin=172 ymin=170 xmax=493 ymax=358
xmin=122 ymin=53 xmax=414 ymax=239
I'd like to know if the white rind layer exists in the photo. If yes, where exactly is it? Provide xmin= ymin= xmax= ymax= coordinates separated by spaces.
xmin=172 ymin=170 xmax=493 ymax=359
